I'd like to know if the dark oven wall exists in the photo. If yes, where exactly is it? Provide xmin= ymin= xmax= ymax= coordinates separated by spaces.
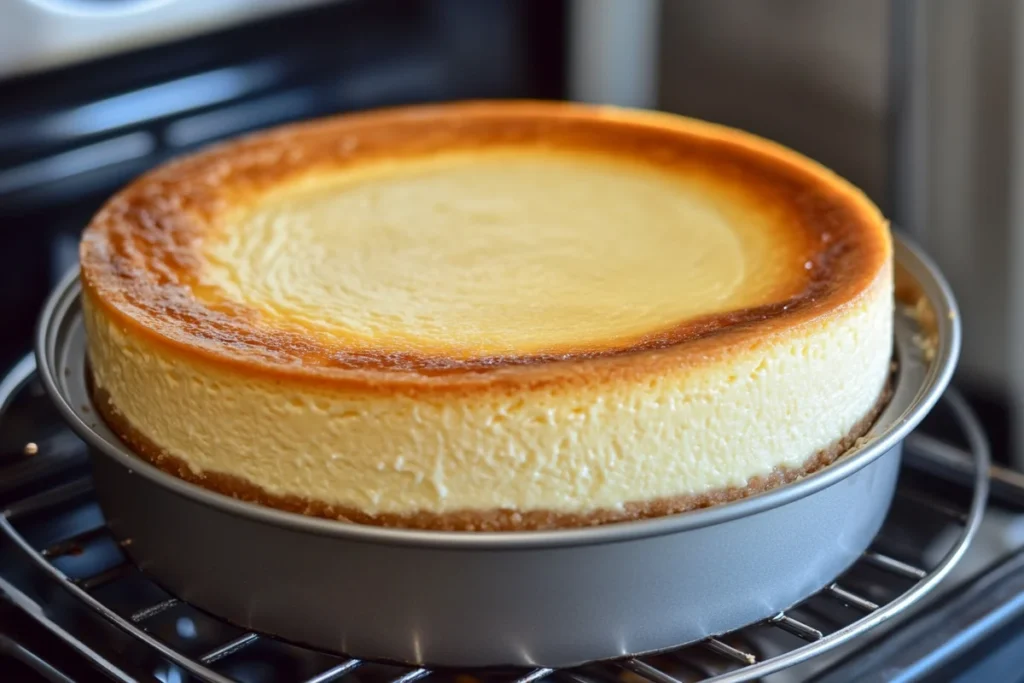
xmin=0 ymin=0 xmax=566 ymax=374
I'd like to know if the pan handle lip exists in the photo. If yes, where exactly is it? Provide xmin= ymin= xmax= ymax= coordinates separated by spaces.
xmin=33 ymin=234 xmax=960 ymax=550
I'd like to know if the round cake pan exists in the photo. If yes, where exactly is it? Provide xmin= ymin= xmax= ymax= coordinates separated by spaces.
xmin=36 ymin=235 xmax=959 ymax=668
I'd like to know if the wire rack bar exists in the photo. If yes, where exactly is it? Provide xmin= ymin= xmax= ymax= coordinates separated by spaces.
xmin=390 ymin=668 xmax=430 ymax=683
xmin=2 ymin=476 xmax=93 ymax=520
xmin=198 ymin=632 xmax=260 ymax=665
xmin=303 ymin=659 xmax=363 ymax=683
xmin=41 ymin=525 xmax=110 ymax=558
xmin=512 ymin=668 xmax=555 ymax=683
xmin=702 ymin=638 xmax=757 ymax=665
xmin=824 ymin=584 xmax=879 ymax=613
xmin=620 ymin=659 xmax=685 ymax=683
xmin=130 ymin=598 xmax=180 ymax=623
xmin=769 ymin=614 xmax=823 ymax=642
xmin=862 ymin=551 xmax=928 ymax=580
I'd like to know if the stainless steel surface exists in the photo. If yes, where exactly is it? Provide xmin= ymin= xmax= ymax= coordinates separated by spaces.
xmin=886 ymin=0 xmax=930 ymax=239
xmin=0 ymin=347 xmax=991 ymax=681
xmin=32 ymin=236 xmax=964 ymax=668
xmin=0 ymin=0 xmax=332 ymax=79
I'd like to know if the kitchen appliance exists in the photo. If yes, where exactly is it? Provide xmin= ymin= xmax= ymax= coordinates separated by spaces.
xmin=4 ymin=1 xmax=1024 ymax=681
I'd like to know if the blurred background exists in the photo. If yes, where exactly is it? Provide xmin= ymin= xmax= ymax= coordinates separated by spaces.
xmin=0 ymin=0 xmax=1019 ymax=468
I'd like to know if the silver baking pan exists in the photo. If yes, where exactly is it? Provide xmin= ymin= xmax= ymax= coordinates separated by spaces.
xmin=36 ymin=235 xmax=959 ymax=669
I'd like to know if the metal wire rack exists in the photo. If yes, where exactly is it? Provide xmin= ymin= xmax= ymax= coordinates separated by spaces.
xmin=0 ymin=354 xmax=991 ymax=683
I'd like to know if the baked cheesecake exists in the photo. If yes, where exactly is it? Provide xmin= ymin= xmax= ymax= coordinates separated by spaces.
xmin=80 ymin=101 xmax=893 ymax=531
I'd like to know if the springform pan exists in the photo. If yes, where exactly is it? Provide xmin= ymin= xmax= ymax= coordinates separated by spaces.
xmin=36 ymin=235 xmax=959 ymax=668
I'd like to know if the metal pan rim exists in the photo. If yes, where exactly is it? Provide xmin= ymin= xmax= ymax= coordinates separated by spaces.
xmin=35 ymin=234 xmax=959 ymax=549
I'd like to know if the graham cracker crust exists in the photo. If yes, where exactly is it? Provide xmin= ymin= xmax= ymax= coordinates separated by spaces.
xmin=91 ymin=383 xmax=891 ymax=532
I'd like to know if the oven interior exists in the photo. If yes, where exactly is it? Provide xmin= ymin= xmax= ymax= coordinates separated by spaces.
xmin=2 ymin=2 xmax=1024 ymax=682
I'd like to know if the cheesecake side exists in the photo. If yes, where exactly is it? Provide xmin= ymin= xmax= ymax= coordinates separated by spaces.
xmin=83 ymin=265 xmax=891 ymax=530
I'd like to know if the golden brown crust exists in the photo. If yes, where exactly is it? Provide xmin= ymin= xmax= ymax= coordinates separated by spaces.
xmin=92 ymin=381 xmax=891 ymax=532
xmin=79 ymin=100 xmax=891 ymax=394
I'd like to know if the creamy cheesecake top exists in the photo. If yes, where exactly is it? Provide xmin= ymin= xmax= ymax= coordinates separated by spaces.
xmin=80 ymin=101 xmax=889 ymax=391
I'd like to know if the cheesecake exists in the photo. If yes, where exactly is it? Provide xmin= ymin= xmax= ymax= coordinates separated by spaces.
xmin=80 ymin=101 xmax=893 ymax=531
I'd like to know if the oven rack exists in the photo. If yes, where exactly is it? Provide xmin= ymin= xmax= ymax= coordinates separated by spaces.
xmin=0 ymin=354 xmax=990 ymax=683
